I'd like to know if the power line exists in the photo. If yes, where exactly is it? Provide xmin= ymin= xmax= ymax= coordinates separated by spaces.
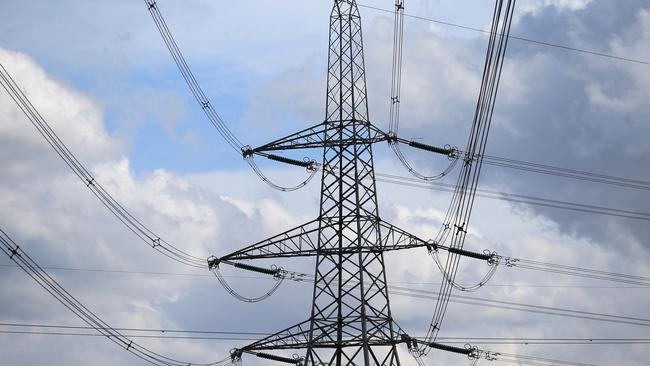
xmin=2 ymin=263 xmax=648 ymax=289
xmin=0 ymin=62 xmax=206 ymax=269
xmin=0 ymin=228 xmax=230 ymax=366
xmin=2 ymin=324 xmax=649 ymax=345
xmin=357 ymin=3 xmax=650 ymax=67
xmin=376 ymin=173 xmax=650 ymax=222
xmin=4 ymin=259 xmax=647 ymax=328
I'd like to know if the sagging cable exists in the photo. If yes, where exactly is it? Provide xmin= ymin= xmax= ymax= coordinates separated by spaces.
xmin=390 ymin=142 xmax=459 ymax=181
xmin=208 ymin=257 xmax=284 ymax=303
xmin=429 ymin=247 xmax=500 ymax=292
xmin=243 ymin=147 xmax=318 ymax=192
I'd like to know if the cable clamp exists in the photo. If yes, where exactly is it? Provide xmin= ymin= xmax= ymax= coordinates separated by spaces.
xmin=454 ymin=223 xmax=467 ymax=235
xmin=463 ymin=154 xmax=473 ymax=166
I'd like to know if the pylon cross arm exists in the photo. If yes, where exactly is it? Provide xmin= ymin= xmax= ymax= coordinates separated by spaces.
xmin=220 ymin=219 xmax=323 ymax=261
xmin=249 ymin=121 xmax=388 ymax=155
xmin=219 ymin=218 xmax=431 ymax=262
xmin=236 ymin=318 xmax=410 ymax=353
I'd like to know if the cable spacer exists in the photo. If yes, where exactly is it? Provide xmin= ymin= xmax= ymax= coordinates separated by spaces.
xmin=147 ymin=1 xmax=157 ymax=10
xmin=151 ymin=237 xmax=161 ymax=248
xmin=9 ymin=246 xmax=20 ymax=259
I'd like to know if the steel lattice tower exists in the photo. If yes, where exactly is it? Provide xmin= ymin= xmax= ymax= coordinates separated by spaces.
xmin=216 ymin=1 xmax=438 ymax=365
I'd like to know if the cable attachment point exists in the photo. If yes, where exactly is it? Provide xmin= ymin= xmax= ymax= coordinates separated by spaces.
xmin=426 ymin=240 xmax=439 ymax=254
xmin=465 ymin=344 xmax=480 ymax=359
xmin=241 ymin=146 xmax=254 ymax=159
xmin=445 ymin=144 xmax=460 ymax=160
xmin=207 ymin=255 xmax=221 ymax=270
xmin=302 ymin=157 xmax=318 ymax=172
xmin=230 ymin=349 xmax=243 ymax=363
xmin=485 ymin=250 xmax=500 ymax=266
xmin=386 ymin=132 xmax=398 ymax=145
xmin=401 ymin=333 xmax=419 ymax=351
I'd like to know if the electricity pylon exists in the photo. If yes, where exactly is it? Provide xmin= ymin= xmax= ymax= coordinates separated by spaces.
xmin=211 ymin=1 xmax=461 ymax=365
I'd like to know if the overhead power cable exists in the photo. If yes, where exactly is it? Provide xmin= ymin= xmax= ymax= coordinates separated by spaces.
xmin=375 ymin=172 xmax=650 ymax=222
xmin=0 ymin=228 xmax=230 ymax=366
xmin=0 ymin=62 xmax=206 ymax=269
xmin=357 ymin=3 xmax=650 ymax=67
xmin=144 ymin=0 xmax=316 ymax=192
xmin=3 ymin=263 xmax=648 ymax=289
xmin=0 ymin=328 xmax=607 ymax=366
xmin=479 ymin=154 xmax=650 ymax=191
xmin=3 ymin=324 xmax=649 ymax=345
xmin=422 ymin=0 xmax=517 ymax=352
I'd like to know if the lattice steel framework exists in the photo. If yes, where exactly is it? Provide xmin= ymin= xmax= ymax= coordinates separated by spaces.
xmin=220 ymin=1 xmax=431 ymax=365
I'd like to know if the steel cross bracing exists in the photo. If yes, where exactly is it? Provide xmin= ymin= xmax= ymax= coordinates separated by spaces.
xmin=221 ymin=1 xmax=426 ymax=365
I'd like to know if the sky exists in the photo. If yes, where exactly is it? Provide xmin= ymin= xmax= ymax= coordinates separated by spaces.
xmin=1 ymin=0 xmax=649 ymax=365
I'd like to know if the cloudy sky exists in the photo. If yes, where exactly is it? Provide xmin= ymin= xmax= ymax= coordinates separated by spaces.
xmin=1 ymin=0 xmax=649 ymax=365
